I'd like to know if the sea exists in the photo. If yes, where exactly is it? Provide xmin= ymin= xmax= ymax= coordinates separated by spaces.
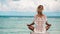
xmin=0 ymin=16 xmax=60 ymax=34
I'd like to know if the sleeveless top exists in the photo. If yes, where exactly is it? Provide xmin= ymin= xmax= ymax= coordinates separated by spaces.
xmin=34 ymin=15 xmax=47 ymax=33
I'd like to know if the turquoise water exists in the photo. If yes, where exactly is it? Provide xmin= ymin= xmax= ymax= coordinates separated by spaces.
xmin=0 ymin=17 xmax=60 ymax=34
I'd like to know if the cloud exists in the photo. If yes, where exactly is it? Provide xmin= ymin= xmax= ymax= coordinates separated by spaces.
xmin=0 ymin=0 xmax=60 ymax=12
xmin=46 ymin=0 xmax=60 ymax=11
xmin=0 ymin=0 xmax=36 ymax=12
xmin=0 ymin=3 xmax=1 ymax=9
xmin=12 ymin=0 xmax=20 ymax=1
xmin=35 ymin=0 xmax=60 ymax=12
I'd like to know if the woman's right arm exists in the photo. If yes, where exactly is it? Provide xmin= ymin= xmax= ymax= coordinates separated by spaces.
xmin=27 ymin=21 xmax=34 ymax=31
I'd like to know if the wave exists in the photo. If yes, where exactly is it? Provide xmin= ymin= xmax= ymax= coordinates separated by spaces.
xmin=0 ymin=16 xmax=60 ymax=18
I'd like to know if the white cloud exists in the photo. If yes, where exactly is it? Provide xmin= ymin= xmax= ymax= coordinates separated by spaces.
xmin=45 ymin=0 xmax=60 ymax=11
xmin=0 ymin=0 xmax=60 ymax=12
xmin=0 ymin=3 xmax=1 ymax=10
xmin=35 ymin=0 xmax=60 ymax=12
xmin=0 ymin=0 xmax=36 ymax=12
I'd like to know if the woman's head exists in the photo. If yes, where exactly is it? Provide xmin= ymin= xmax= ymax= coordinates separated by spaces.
xmin=37 ymin=5 xmax=44 ymax=14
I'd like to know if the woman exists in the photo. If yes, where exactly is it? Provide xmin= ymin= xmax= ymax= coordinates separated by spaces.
xmin=27 ymin=5 xmax=51 ymax=33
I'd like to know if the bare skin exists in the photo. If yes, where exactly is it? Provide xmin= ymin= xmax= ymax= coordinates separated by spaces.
xmin=27 ymin=22 xmax=51 ymax=31
xmin=27 ymin=22 xmax=34 ymax=31
xmin=27 ymin=5 xmax=51 ymax=31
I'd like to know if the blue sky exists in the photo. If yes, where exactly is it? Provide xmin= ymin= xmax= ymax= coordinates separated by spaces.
xmin=0 ymin=0 xmax=60 ymax=16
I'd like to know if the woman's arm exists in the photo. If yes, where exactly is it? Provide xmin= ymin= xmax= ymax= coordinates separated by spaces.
xmin=27 ymin=22 xmax=34 ymax=31
xmin=46 ymin=22 xmax=51 ymax=26
xmin=46 ymin=21 xmax=51 ymax=31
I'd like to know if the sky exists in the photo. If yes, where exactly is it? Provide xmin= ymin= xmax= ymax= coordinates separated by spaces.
xmin=0 ymin=0 xmax=60 ymax=16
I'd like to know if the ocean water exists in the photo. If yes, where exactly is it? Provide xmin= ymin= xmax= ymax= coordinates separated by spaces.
xmin=0 ymin=17 xmax=60 ymax=34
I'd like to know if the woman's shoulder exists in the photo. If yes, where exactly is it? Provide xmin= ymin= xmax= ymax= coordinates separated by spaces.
xmin=33 ymin=15 xmax=38 ymax=19
xmin=43 ymin=14 xmax=47 ymax=18
xmin=34 ymin=14 xmax=47 ymax=18
xmin=43 ymin=14 xmax=47 ymax=17
xmin=34 ymin=14 xmax=38 ymax=17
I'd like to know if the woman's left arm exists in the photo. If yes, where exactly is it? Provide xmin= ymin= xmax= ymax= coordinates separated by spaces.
xmin=46 ymin=21 xmax=51 ymax=31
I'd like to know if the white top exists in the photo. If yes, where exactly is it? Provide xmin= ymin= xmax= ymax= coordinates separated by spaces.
xmin=34 ymin=15 xmax=47 ymax=33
